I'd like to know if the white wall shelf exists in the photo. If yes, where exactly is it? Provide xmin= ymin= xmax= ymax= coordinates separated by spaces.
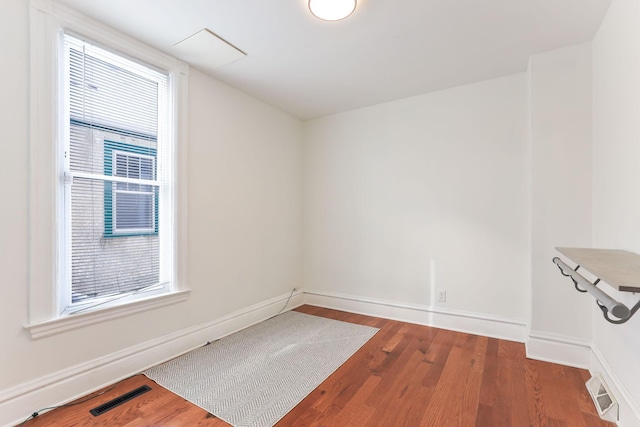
xmin=556 ymin=247 xmax=640 ymax=293
xmin=553 ymin=247 xmax=640 ymax=324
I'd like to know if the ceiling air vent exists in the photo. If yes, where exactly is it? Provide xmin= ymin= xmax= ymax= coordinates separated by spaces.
xmin=172 ymin=29 xmax=245 ymax=73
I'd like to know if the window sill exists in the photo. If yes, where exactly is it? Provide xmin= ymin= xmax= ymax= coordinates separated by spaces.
xmin=25 ymin=289 xmax=191 ymax=339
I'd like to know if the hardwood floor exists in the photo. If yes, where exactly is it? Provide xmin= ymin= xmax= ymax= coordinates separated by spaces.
xmin=18 ymin=306 xmax=613 ymax=426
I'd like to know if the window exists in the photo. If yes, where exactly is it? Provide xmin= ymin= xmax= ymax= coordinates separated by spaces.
xmin=27 ymin=1 xmax=189 ymax=337
xmin=106 ymin=144 xmax=158 ymax=236
xmin=63 ymin=33 xmax=169 ymax=310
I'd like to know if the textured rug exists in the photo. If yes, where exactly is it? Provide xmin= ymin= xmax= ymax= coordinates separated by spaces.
xmin=144 ymin=311 xmax=378 ymax=427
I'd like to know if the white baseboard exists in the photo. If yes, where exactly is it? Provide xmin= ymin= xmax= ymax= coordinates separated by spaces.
xmin=303 ymin=290 xmax=527 ymax=342
xmin=12 ymin=289 xmax=634 ymax=427
xmin=0 ymin=290 xmax=304 ymax=427
xmin=590 ymin=345 xmax=640 ymax=427
xmin=525 ymin=331 xmax=592 ymax=369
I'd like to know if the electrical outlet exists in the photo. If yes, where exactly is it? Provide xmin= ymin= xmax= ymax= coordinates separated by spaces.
xmin=438 ymin=290 xmax=447 ymax=302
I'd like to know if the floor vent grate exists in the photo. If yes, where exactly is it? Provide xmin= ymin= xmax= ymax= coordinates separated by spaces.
xmin=89 ymin=385 xmax=152 ymax=416
xmin=586 ymin=373 xmax=618 ymax=422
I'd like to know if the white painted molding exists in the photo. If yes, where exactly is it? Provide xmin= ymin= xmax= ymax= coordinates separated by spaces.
xmin=28 ymin=0 xmax=191 ymax=328
xmin=0 ymin=290 xmax=303 ymax=427
xmin=25 ymin=290 xmax=192 ymax=339
xmin=525 ymin=331 xmax=592 ymax=369
xmin=303 ymin=290 xmax=527 ymax=342
xmin=590 ymin=345 xmax=640 ymax=427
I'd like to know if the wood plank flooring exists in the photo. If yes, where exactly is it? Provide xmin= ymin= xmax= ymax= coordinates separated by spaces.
xmin=17 ymin=305 xmax=613 ymax=426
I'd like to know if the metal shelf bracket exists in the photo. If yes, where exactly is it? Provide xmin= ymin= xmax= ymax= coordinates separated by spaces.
xmin=553 ymin=257 xmax=640 ymax=324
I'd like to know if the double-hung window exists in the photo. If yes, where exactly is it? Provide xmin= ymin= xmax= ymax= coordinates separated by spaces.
xmin=111 ymin=148 xmax=157 ymax=235
xmin=27 ymin=0 xmax=189 ymax=337
xmin=106 ymin=144 xmax=158 ymax=236
xmin=63 ymin=34 xmax=169 ymax=310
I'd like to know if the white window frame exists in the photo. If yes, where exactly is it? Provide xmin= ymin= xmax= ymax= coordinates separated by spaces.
xmin=27 ymin=0 xmax=190 ymax=339
xmin=112 ymin=150 xmax=157 ymax=235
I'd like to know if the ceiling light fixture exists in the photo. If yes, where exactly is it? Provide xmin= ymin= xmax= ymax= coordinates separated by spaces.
xmin=308 ymin=0 xmax=357 ymax=21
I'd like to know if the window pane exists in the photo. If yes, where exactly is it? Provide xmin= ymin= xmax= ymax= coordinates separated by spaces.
xmin=71 ymin=176 xmax=159 ymax=302
xmin=115 ymin=191 xmax=154 ymax=231
xmin=140 ymin=157 xmax=154 ymax=180
xmin=68 ymin=46 xmax=159 ymax=137
xmin=64 ymin=33 xmax=167 ymax=306
xmin=115 ymin=154 xmax=128 ymax=177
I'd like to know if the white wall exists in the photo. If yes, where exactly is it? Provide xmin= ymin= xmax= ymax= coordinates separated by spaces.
xmin=0 ymin=0 xmax=31 ymax=403
xmin=592 ymin=0 xmax=640 ymax=424
xmin=3 ymin=0 xmax=639 ymax=424
xmin=187 ymin=69 xmax=302 ymax=315
xmin=0 ymin=0 xmax=302 ymax=422
xmin=0 ymin=0 xmax=31 ymax=393
xmin=528 ymin=43 xmax=593 ymax=362
xmin=303 ymin=74 xmax=530 ymax=323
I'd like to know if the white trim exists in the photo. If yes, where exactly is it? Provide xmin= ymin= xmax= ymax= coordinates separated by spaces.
xmin=25 ymin=289 xmax=191 ymax=339
xmin=525 ymin=331 xmax=592 ymax=369
xmin=28 ymin=0 xmax=190 ymax=326
xmin=174 ymin=61 xmax=189 ymax=294
xmin=29 ymin=0 xmax=61 ymax=323
xmin=2 ymin=290 xmax=304 ymax=427
xmin=590 ymin=345 xmax=640 ymax=427
xmin=69 ymin=171 xmax=160 ymax=187
xmin=302 ymin=290 xmax=528 ymax=342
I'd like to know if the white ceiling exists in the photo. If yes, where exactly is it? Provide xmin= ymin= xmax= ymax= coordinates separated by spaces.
xmin=56 ymin=0 xmax=612 ymax=120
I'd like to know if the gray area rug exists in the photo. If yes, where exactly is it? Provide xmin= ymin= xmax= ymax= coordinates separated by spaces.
xmin=144 ymin=311 xmax=378 ymax=427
